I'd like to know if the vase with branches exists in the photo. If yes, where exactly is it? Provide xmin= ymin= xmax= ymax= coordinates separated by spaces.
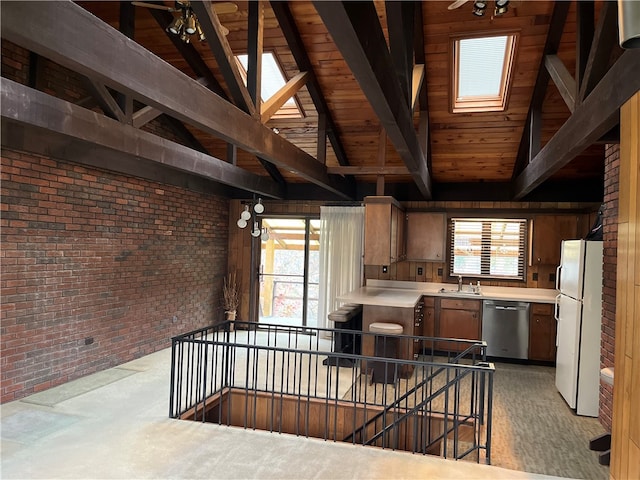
xmin=223 ymin=272 xmax=239 ymax=323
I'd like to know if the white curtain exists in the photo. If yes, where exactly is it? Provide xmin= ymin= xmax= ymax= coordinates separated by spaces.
xmin=317 ymin=206 xmax=365 ymax=333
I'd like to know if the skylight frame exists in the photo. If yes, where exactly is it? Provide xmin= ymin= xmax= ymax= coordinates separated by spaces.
xmin=449 ymin=31 xmax=519 ymax=114
xmin=236 ymin=51 xmax=304 ymax=120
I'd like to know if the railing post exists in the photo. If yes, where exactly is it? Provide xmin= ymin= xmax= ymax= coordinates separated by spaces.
xmin=485 ymin=369 xmax=493 ymax=465
xmin=169 ymin=337 xmax=177 ymax=418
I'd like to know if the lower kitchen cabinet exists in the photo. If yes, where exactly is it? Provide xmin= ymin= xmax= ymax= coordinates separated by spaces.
xmin=529 ymin=303 xmax=557 ymax=362
xmin=436 ymin=298 xmax=482 ymax=352
xmin=362 ymin=304 xmax=416 ymax=377
xmin=422 ymin=297 xmax=435 ymax=337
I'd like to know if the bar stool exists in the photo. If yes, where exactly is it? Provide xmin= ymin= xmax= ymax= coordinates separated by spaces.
xmin=369 ymin=322 xmax=403 ymax=384
xmin=323 ymin=305 xmax=363 ymax=367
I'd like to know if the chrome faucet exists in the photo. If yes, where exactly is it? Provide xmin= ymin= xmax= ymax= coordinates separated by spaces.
xmin=458 ymin=275 xmax=463 ymax=291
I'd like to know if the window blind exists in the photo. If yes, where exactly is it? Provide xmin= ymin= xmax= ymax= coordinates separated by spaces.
xmin=449 ymin=218 xmax=526 ymax=280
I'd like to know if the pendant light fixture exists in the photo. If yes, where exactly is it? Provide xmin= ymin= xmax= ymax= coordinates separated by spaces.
xmin=236 ymin=198 xmax=269 ymax=241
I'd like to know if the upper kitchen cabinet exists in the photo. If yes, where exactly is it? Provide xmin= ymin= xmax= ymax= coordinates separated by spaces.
xmin=364 ymin=196 xmax=405 ymax=265
xmin=530 ymin=215 xmax=579 ymax=266
xmin=406 ymin=212 xmax=446 ymax=261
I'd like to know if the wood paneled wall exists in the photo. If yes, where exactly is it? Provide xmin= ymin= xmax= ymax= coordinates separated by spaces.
xmin=227 ymin=200 xmax=324 ymax=322
xmin=610 ymin=91 xmax=640 ymax=480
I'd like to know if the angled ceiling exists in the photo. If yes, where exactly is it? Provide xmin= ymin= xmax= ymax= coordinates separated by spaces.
xmin=1 ymin=0 xmax=638 ymax=202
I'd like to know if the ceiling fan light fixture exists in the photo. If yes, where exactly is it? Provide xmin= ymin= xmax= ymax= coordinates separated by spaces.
xmin=167 ymin=16 xmax=184 ymax=35
xmin=472 ymin=0 xmax=487 ymax=16
xmin=184 ymin=10 xmax=197 ymax=34
xmin=494 ymin=0 xmax=509 ymax=16
xmin=196 ymin=23 xmax=206 ymax=41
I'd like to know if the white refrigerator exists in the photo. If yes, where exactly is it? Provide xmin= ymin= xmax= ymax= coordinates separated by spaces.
xmin=554 ymin=239 xmax=603 ymax=417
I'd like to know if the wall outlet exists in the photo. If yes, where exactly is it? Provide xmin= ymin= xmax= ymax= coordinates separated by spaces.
xmin=532 ymin=272 xmax=538 ymax=281
xmin=437 ymin=268 xmax=443 ymax=276
xmin=382 ymin=265 xmax=388 ymax=273
xmin=417 ymin=267 xmax=423 ymax=275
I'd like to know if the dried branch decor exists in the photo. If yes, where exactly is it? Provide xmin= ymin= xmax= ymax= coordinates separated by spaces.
xmin=223 ymin=273 xmax=239 ymax=312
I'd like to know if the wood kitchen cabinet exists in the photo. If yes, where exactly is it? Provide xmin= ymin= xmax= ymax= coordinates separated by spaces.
xmin=362 ymin=304 xmax=416 ymax=377
xmin=529 ymin=303 xmax=557 ymax=362
xmin=364 ymin=196 xmax=405 ymax=265
xmin=530 ymin=215 xmax=578 ymax=266
xmin=422 ymin=296 xmax=435 ymax=337
xmin=436 ymin=298 xmax=482 ymax=352
xmin=405 ymin=212 xmax=446 ymax=261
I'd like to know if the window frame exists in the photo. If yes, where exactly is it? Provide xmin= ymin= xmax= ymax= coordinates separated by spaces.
xmin=449 ymin=31 xmax=519 ymax=114
xmin=448 ymin=217 xmax=528 ymax=281
xmin=235 ymin=51 xmax=304 ymax=120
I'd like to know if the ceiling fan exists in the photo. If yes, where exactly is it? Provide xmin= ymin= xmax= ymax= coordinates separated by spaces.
xmin=447 ymin=0 xmax=510 ymax=16
xmin=131 ymin=1 xmax=238 ymax=40
xmin=447 ymin=0 xmax=470 ymax=10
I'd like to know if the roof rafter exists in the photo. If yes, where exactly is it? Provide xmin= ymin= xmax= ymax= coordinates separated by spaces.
xmin=513 ymin=49 xmax=640 ymax=199
xmin=313 ymin=0 xmax=432 ymax=199
xmin=0 ymin=0 xmax=352 ymax=199
xmin=1 ymin=79 xmax=284 ymax=199
xmin=270 ymin=1 xmax=352 ymax=169
xmin=511 ymin=1 xmax=570 ymax=180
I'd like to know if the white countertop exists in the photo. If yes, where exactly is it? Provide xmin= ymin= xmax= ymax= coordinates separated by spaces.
xmin=337 ymin=280 xmax=558 ymax=308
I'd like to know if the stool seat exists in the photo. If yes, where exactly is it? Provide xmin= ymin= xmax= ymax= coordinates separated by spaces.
xmin=600 ymin=367 xmax=614 ymax=386
xmin=369 ymin=322 xmax=403 ymax=335
xmin=328 ymin=310 xmax=350 ymax=322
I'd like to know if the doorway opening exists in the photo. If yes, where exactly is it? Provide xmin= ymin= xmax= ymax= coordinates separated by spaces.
xmin=259 ymin=217 xmax=320 ymax=328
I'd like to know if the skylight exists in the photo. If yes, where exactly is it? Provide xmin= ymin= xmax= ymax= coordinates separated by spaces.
xmin=451 ymin=33 xmax=517 ymax=113
xmin=237 ymin=52 xmax=302 ymax=119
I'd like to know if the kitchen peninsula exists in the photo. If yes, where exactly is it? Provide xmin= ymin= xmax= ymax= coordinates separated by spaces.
xmin=338 ymin=280 xmax=559 ymax=362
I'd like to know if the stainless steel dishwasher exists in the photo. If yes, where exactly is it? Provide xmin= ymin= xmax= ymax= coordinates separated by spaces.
xmin=482 ymin=300 xmax=530 ymax=359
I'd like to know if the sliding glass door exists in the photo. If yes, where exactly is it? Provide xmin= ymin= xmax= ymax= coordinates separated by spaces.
xmin=258 ymin=217 xmax=320 ymax=327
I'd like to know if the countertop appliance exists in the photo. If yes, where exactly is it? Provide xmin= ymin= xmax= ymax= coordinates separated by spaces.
xmin=482 ymin=300 xmax=530 ymax=359
xmin=555 ymin=239 xmax=603 ymax=417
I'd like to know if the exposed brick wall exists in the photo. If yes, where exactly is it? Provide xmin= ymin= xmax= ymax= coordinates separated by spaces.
xmin=599 ymin=143 xmax=619 ymax=432
xmin=1 ymin=40 xmax=30 ymax=85
xmin=1 ymin=148 xmax=229 ymax=403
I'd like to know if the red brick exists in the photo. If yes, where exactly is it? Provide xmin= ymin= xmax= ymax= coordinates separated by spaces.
xmin=1 ymin=148 xmax=229 ymax=403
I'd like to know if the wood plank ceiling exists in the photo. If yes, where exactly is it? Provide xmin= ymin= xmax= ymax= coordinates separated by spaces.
xmin=2 ymin=0 xmax=636 ymax=202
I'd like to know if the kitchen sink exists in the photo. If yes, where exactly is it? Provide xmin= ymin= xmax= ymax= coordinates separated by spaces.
xmin=438 ymin=287 xmax=482 ymax=296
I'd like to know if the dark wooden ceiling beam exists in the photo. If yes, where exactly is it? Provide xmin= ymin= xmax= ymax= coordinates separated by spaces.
xmin=0 ymin=1 xmax=351 ymax=199
xmin=190 ymin=0 xmax=256 ymax=116
xmin=511 ymin=2 xmax=570 ymax=180
xmin=84 ymin=80 xmax=127 ymax=123
xmin=243 ymin=0 xmax=287 ymax=190
xmin=328 ymin=166 xmax=409 ymax=175
xmin=575 ymin=0 xmax=595 ymax=106
xmin=413 ymin=2 xmax=432 ymax=172
xmin=385 ymin=1 xmax=415 ymax=107
xmin=132 ymin=105 xmax=163 ymax=129
xmin=579 ymin=1 xmax=619 ymax=101
xmin=247 ymin=0 xmax=264 ymax=110
xmin=270 ymin=1 xmax=351 ymax=168
xmin=544 ymin=54 xmax=576 ymax=112
xmin=313 ymin=0 xmax=432 ymax=199
xmin=513 ymin=49 xmax=640 ymax=199
xmin=1 ymin=79 xmax=284 ymax=199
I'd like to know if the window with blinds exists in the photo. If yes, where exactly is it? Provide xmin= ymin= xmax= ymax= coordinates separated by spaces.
xmin=449 ymin=218 xmax=527 ymax=280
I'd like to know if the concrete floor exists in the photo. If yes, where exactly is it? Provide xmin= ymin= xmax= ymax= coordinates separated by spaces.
xmin=1 ymin=345 xmax=565 ymax=480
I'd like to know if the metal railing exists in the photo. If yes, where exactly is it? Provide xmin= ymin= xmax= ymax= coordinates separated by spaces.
xmin=169 ymin=322 xmax=494 ymax=463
